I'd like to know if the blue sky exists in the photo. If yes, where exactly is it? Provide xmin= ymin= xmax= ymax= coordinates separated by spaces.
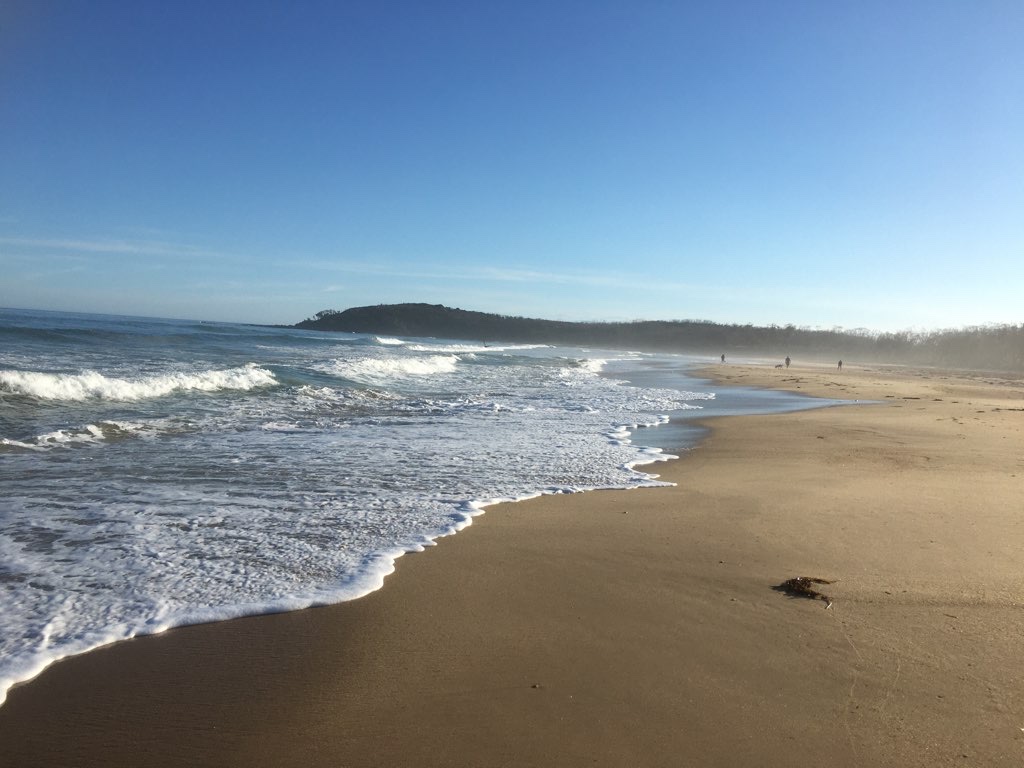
xmin=1 ymin=1 xmax=1022 ymax=330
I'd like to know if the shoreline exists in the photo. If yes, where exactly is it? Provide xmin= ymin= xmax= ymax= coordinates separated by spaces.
xmin=2 ymin=362 xmax=1023 ymax=766
xmin=0 ymin=371 xmax=691 ymax=712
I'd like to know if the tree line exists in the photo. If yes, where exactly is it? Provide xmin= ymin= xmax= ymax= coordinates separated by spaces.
xmin=295 ymin=304 xmax=1024 ymax=372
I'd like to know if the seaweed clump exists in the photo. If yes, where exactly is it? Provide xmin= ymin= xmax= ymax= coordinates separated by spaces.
xmin=774 ymin=576 xmax=835 ymax=608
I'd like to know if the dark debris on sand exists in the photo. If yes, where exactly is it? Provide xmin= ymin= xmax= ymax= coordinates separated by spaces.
xmin=774 ymin=576 xmax=835 ymax=608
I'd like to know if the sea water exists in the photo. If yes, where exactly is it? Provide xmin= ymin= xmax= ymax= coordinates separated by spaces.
xmin=0 ymin=308 xmax=830 ymax=706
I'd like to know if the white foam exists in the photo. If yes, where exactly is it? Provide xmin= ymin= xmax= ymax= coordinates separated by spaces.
xmin=0 ymin=420 xmax=168 ymax=451
xmin=0 ymin=364 xmax=276 ymax=401
xmin=1 ymin=426 xmax=100 ymax=451
xmin=407 ymin=343 xmax=549 ymax=353
xmin=323 ymin=354 xmax=459 ymax=381
xmin=296 ymin=385 xmax=399 ymax=403
xmin=373 ymin=336 xmax=407 ymax=346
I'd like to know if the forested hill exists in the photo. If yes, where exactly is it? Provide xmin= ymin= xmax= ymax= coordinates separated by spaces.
xmin=298 ymin=304 xmax=585 ymax=343
xmin=294 ymin=303 xmax=1024 ymax=372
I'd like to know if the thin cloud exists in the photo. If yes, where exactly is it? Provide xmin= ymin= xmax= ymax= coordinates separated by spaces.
xmin=0 ymin=236 xmax=231 ymax=260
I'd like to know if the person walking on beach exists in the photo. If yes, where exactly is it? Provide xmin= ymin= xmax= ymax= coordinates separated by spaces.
xmin=721 ymin=353 xmax=726 ymax=363
xmin=785 ymin=356 xmax=791 ymax=368
xmin=838 ymin=360 xmax=843 ymax=370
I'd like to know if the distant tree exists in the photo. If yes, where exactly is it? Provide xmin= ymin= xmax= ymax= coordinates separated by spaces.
xmin=291 ymin=304 xmax=1024 ymax=372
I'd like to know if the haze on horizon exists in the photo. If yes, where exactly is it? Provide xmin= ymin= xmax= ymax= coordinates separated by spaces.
xmin=1 ymin=1 xmax=1021 ymax=333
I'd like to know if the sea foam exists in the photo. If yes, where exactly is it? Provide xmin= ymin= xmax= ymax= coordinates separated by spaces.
xmin=1 ymin=420 xmax=166 ymax=451
xmin=0 ymin=364 xmax=276 ymax=401
xmin=323 ymin=354 xmax=460 ymax=381
xmin=406 ymin=342 xmax=549 ymax=354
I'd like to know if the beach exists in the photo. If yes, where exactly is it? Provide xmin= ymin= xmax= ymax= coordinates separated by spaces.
xmin=1 ymin=362 xmax=1022 ymax=767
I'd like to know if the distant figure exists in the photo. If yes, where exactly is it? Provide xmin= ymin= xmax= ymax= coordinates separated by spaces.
xmin=838 ymin=359 xmax=843 ymax=370
xmin=785 ymin=356 xmax=791 ymax=368
xmin=721 ymin=353 xmax=726 ymax=363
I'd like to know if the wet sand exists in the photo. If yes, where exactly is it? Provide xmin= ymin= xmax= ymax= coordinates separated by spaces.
xmin=1 ymin=362 xmax=1022 ymax=767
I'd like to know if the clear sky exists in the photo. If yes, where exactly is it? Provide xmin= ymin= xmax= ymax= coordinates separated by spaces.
xmin=1 ymin=1 xmax=1022 ymax=331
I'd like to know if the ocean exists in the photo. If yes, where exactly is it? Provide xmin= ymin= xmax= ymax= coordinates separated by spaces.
xmin=0 ymin=307 xmax=833 ymax=707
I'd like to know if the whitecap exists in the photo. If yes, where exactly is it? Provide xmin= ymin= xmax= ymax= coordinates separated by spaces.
xmin=407 ymin=342 xmax=549 ymax=353
xmin=0 ymin=364 xmax=277 ymax=401
xmin=323 ymin=354 xmax=459 ymax=381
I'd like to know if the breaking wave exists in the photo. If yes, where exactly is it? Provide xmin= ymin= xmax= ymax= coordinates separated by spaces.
xmin=323 ymin=354 xmax=460 ymax=381
xmin=0 ymin=364 xmax=276 ymax=401
xmin=406 ymin=343 xmax=549 ymax=353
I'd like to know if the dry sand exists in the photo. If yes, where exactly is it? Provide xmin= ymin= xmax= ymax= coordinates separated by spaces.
xmin=1 ymin=362 xmax=1022 ymax=767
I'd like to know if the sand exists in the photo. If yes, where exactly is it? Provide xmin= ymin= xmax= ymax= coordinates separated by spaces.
xmin=1 ymin=362 xmax=1022 ymax=767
